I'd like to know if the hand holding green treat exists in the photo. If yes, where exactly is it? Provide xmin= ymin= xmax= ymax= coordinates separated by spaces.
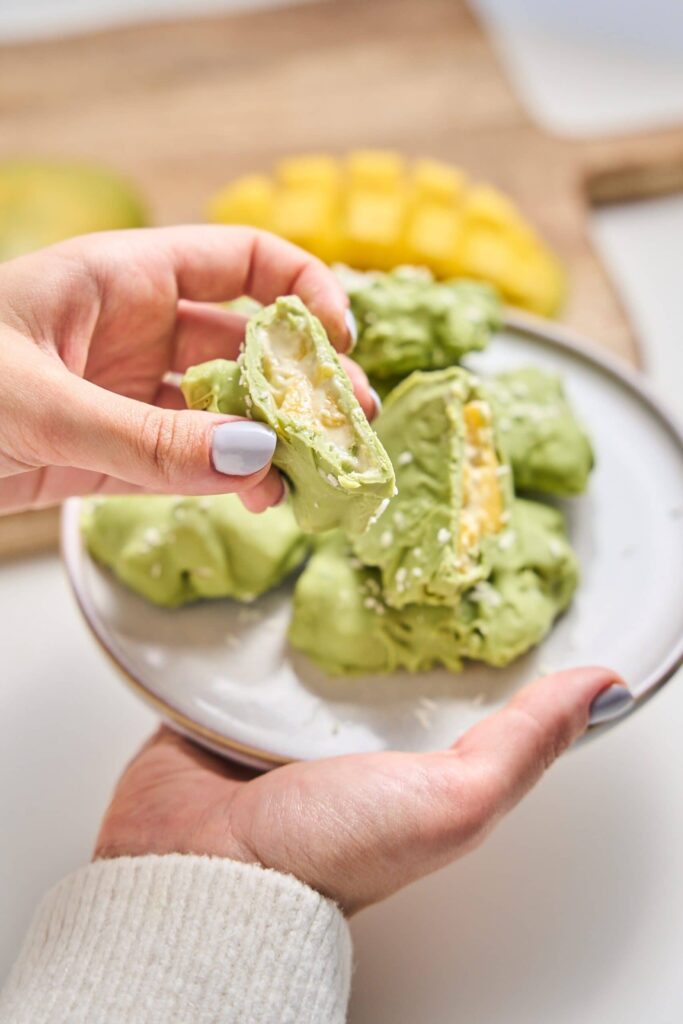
xmin=338 ymin=265 xmax=501 ymax=380
xmin=486 ymin=366 xmax=594 ymax=496
xmin=182 ymin=296 xmax=395 ymax=534
xmin=352 ymin=367 xmax=514 ymax=608
xmin=82 ymin=494 xmax=310 ymax=608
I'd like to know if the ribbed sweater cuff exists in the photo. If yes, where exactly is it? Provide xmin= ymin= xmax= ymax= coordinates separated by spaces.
xmin=0 ymin=855 xmax=352 ymax=1024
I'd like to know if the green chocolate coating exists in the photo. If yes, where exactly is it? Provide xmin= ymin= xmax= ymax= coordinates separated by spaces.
xmin=338 ymin=265 xmax=501 ymax=380
xmin=289 ymin=499 xmax=578 ymax=675
xmin=486 ymin=366 xmax=594 ymax=496
xmin=182 ymin=296 xmax=395 ymax=534
xmin=352 ymin=368 xmax=514 ymax=608
xmin=82 ymin=493 xmax=310 ymax=608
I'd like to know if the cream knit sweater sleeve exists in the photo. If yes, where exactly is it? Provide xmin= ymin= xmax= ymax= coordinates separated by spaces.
xmin=0 ymin=855 xmax=352 ymax=1024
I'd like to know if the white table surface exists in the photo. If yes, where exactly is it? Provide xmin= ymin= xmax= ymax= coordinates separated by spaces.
xmin=2 ymin=5 xmax=683 ymax=1022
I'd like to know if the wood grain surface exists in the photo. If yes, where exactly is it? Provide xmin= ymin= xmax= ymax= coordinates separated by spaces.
xmin=1 ymin=0 xmax=682 ymax=557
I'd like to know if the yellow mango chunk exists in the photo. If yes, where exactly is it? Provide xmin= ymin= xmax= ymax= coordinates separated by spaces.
xmin=207 ymin=151 xmax=565 ymax=316
xmin=459 ymin=400 xmax=503 ymax=555
xmin=207 ymin=175 xmax=274 ymax=228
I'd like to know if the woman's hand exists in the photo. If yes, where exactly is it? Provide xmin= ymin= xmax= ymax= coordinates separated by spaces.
xmin=0 ymin=225 xmax=370 ymax=514
xmin=95 ymin=666 xmax=624 ymax=915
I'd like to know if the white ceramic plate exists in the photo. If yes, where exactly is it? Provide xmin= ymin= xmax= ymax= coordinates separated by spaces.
xmin=61 ymin=312 xmax=683 ymax=768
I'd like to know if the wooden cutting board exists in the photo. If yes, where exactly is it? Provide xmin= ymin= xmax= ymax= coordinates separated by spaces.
xmin=1 ymin=0 xmax=682 ymax=559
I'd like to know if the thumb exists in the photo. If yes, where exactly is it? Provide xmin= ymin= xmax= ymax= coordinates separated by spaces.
xmin=24 ymin=367 xmax=278 ymax=495
xmin=448 ymin=666 xmax=630 ymax=824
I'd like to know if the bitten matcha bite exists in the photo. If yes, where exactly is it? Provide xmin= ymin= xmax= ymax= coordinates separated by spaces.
xmin=82 ymin=493 xmax=310 ymax=608
xmin=352 ymin=367 xmax=513 ymax=608
xmin=486 ymin=366 xmax=594 ymax=496
xmin=182 ymin=296 xmax=395 ymax=534
xmin=288 ymin=500 xmax=578 ymax=675
xmin=337 ymin=265 xmax=501 ymax=380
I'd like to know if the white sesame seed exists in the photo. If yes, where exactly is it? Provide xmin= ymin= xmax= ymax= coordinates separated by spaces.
xmin=380 ymin=529 xmax=394 ymax=548
xmin=143 ymin=527 xmax=162 ymax=546
xmin=397 ymin=451 xmax=413 ymax=466
xmin=411 ymin=567 xmax=423 ymax=577
xmin=498 ymin=530 xmax=516 ymax=551
xmin=437 ymin=527 xmax=452 ymax=544
xmin=326 ymin=474 xmax=339 ymax=487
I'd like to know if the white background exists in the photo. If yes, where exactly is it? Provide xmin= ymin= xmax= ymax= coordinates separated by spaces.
xmin=1 ymin=2 xmax=683 ymax=1021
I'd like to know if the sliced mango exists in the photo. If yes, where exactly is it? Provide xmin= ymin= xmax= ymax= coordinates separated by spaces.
xmin=208 ymin=151 xmax=565 ymax=317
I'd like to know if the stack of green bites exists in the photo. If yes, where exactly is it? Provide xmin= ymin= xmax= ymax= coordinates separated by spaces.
xmin=83 ymin=273 xmax=593 ymax=678
xmin=287 ymin=268 xmax=593 ymax=674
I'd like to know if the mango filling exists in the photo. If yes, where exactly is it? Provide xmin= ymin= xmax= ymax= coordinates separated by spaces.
xmin=458 ymin=400 xmax=504 ymax=557
xmin=258 ymin=321 xmax=362 ymax=460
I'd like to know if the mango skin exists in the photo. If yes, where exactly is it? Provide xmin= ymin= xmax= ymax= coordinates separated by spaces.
xmin=0 ymin=159 xmax=148 ymax=260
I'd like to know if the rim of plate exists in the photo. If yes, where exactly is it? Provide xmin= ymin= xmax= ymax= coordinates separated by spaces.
xmin=61 ymin=311 xmax=683 ymax=766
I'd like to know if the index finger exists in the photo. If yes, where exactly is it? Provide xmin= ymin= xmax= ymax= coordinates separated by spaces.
xmin=122 ymin=225 xmax=352 ymax=352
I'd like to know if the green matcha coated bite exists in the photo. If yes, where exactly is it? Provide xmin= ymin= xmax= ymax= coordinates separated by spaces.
xmin=485 ymin=366 xmax=594 ymax=496
xmin=337 ymin=265 xmax=501 ymax=380
xmin=352 ymin=367 xmax=514 ymax=609
xmin=82 ymin=493 xmax=310 ymax=608
xmin=288 ymin=500 xmax=578 ymax=675
xmin=181 ymin=296 xmax=395 ymax=534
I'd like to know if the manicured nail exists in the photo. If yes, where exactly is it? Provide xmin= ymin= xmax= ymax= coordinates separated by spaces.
xmin=368 ymin=386 xmax=382 ymax=419
xmin=589 ymin=683 xmax=634 ymax=726
xmin=211 ymin=421 xmax=276 ymax=476
xmin=274 ymin=476 xmax=289 ymax=506
xmin=344 ymin=308 xmax=358 ymax=351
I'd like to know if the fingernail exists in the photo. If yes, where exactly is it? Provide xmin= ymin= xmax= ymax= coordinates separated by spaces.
xmin=211 ymin=421 xmax=276 ymax=476
xmin=368 ymin=386 xmax=382 ymax=419
xmin=344 ymin=308 xmax=358 ymax=351
xmin=274 ymin=476 xmax=289 ymax=506
xmin=589 ymin=683 xmax=634 ymax=726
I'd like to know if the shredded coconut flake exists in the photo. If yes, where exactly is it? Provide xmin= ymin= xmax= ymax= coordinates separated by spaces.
xmin=368 ymin=497 xmax=391 ymax=525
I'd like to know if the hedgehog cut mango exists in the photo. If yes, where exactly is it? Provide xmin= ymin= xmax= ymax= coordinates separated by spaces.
xmin=208 ymin=152 xmax=564 ymax=317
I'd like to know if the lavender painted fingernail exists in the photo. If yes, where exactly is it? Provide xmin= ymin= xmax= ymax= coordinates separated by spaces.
xmin=344 ymin=308 xmax=358 ymax=350
xmin=589 ymin=683 xmax=634 ymax=725
xmin=274 ymin=476 xmax=290 ymax=506
xmin=211 ymin=421 xmax=276 ymax=476
xmin=368 ymin=387 xmax=382 ymax=419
